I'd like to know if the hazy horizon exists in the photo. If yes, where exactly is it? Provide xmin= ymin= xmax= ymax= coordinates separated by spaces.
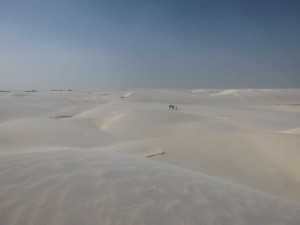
xmin=1 ymin=0 xmax=300 ymax=89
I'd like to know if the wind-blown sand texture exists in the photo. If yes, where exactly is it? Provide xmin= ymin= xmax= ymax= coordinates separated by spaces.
xmin=0 ymin=89 xmax=300 ymax=225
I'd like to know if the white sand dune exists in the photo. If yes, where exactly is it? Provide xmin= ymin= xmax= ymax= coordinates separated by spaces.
xmin=1 ymin=89 xmax=300 ymax=225
xmin=112 ymin=132 xmax=300 ymax=202
xmin=123 ymin=91 xmax=133 ymax=97
xmin=256 ymin=104 xmax=300 ymax=115
xmin=210 ymin=89 xmax=255 ymax=97
xmin=189 ymin=89 xmax=207 ymax=93
xmin=100 ymin=109 xmax=203 ymax=141
xmin=0 ymin=118 xmax=115 ymax=152
xmin=1 ymin=149 xmax=300 ymax=225
xmin=280 ymin=127 xmax=300 ymax=134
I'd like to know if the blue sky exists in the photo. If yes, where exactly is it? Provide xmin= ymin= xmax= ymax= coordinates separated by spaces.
xmin=0 ymin=0 xmax=299 ymax=89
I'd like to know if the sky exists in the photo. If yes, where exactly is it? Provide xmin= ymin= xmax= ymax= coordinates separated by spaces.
xmin=0 ymin=0 xmax=299 ymax=89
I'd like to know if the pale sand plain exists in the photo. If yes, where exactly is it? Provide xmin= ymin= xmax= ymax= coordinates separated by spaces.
xmin=0 ymin=89 xmax=300 ymax=225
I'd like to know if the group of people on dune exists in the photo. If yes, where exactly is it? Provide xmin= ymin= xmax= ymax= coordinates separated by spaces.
xmin=169 ymin=105 xmax=178 ymax=110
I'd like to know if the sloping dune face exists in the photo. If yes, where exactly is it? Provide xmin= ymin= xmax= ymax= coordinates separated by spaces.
xmin=1 ymin=89 xmax=300 ymax=225
xmin=1 ymin=150 xmax=300 ymax=225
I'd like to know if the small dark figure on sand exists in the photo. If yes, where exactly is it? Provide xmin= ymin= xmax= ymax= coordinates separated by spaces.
xmin=169 ymin=105 xmax=178 ymax=110
xmin=169 ymin=105 xmax=177 ymax=110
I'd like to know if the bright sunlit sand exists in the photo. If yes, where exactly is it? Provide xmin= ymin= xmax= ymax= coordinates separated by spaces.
xmin=1 ymin=89 xmax=300 ymax=225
